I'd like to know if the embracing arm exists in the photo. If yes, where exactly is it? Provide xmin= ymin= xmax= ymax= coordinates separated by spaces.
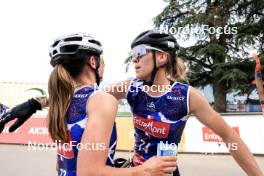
xmin=34 ymin=79 xmax=133 ymax=107
xmin=0 ymin=79 xmax=128 ymax=133
xmin=0 ymin=78 xmax=131 ymax=133
xmin=32 ymin=79 xmax=131 ymax=107
xmin=189 ymin=87 xmax=263 ymax=176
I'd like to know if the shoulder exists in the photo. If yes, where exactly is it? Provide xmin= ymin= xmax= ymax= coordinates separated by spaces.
xmin=170 ymin=82 xmax=190 ymax=96
xmin=87 ymin=91 xmax=118 ymax=113
xmin=89 ymin=91 xmax=117 ymax=105
xmin=172 ymin=82 xmax=190 ymax=89
xmin=189 ymin=86 xmax=203 ymax=96
xmin=188 ymin=87 xmax=210 ymax=114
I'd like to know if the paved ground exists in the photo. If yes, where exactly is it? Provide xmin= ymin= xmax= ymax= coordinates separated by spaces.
xmin=0 ymin=144 xmax=263 ymax=176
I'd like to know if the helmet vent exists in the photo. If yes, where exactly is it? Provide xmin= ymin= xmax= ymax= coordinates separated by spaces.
xmin=88 ymin=39 xmax=101 ymax=46
xmin=52 ymin=50 xmax=58 ymax=55
xmin=52 ymin=40 xmax=60 ymax=47
xmin=149 ymin=33 xmax=169 ymax=38
xmin=64 ymin=37 xmax=82 ymax=42
xmin=60 ymin=45 xmax=79 ymax=53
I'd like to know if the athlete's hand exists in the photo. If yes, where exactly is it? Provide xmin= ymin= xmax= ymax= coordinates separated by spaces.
xmin=141 ymin=156 xmax=177 ymax=176
xmin=0 ymin=98 xmax=41 ymax=133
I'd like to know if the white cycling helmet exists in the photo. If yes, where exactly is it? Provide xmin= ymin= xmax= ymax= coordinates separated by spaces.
xmin=49 ymin=33 xmax=103 ymax=67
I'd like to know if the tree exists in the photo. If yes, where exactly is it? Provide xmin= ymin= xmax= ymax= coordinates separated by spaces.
xmin=152 ymin=0 xmax=264 ymax=112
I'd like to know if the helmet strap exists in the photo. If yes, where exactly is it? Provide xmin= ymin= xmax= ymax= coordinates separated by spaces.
xmin=170 ymin=51 xmax=176 ymax=75
xmin=143 ymin=51 xmax=176 ymax=86
xmin=94 ymin=56 xmax=102 ymax=86
xmin=143 ymin=51 xmax=158 ymax=86
xmin=87 ymin=55 xmax=101 ymax=86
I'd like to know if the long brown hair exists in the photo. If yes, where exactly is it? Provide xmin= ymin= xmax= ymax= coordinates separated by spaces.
xmin=165 ymin=55 xmax=186 ymax=82
xmin=48 ymin=64 xmax=75 ymax=143
xmin=48 ymin=55 xmax=93 ymax=143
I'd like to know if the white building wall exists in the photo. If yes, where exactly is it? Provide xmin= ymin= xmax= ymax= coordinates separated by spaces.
xmin=0 ymin=82 xmax=48 ymax=108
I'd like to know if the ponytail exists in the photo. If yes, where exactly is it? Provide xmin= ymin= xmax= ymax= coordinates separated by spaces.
xmin=48 ymin=64 xmax=75 ymax=143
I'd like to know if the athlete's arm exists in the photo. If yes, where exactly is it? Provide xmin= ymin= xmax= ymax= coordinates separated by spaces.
xmin=77 ymin=91 xmax=177 ymax=176
xmin=102 ymin=80 xmax=132 ymax=100
xmin=0 ymin=79 xmax=130 ymax=133
xmin=189 ymin=87 xmax=264 ymax=176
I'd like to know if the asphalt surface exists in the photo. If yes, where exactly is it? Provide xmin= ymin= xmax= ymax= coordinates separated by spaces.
xmin=0 ymin=144 xmax=263 ymax=176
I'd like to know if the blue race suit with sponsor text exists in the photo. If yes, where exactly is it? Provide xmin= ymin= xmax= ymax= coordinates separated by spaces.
xmin=127 ymin=79 xmax=190 ymax=176
xmin=57 ymin=86 xmax=117 ymax=176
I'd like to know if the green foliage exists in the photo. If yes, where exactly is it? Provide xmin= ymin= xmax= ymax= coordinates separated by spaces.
xmin=123 ymin=0 xmax=264 ymax=111
xmin=26 ymin=88 xmax=46 ymax=95
xmin=155 ymin=0 xmax=264 ymax=111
